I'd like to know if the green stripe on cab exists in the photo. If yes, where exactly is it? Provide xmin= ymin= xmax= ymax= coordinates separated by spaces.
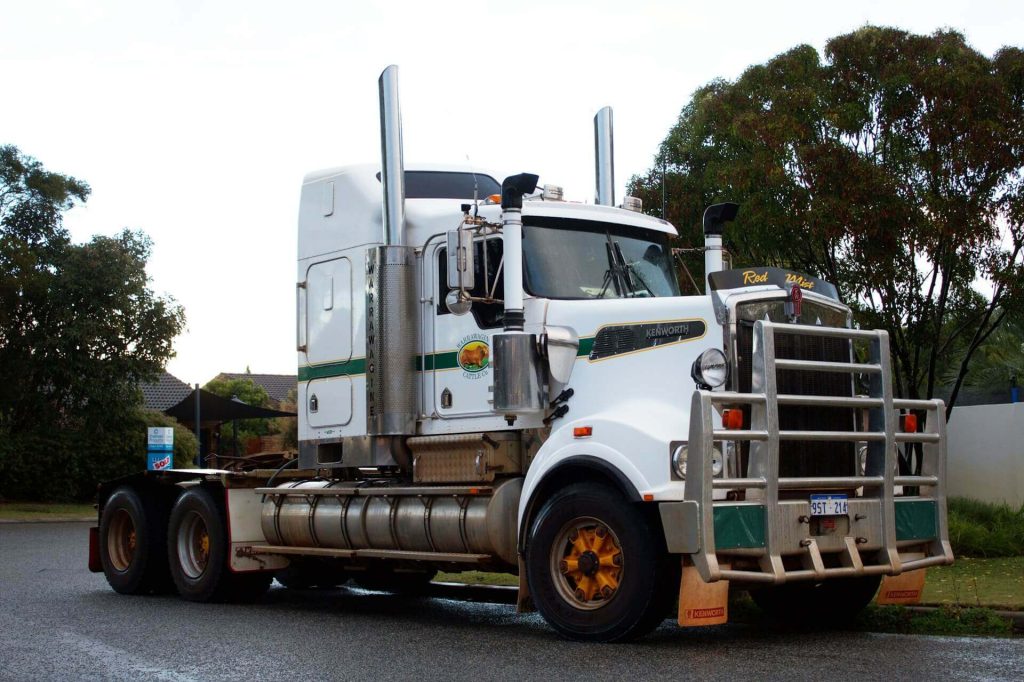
xmin=298 ymin=359 xmax=366 ymax=381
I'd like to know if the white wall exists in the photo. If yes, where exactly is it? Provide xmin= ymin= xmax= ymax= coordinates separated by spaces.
xmin=946 ymin=403 xmax=1024 ymax=507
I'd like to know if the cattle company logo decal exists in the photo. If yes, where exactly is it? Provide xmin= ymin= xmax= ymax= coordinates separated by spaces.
xmin=457 ymin=334 xmax=490 ymax=378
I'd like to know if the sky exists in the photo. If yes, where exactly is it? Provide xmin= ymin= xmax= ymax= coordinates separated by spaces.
xmin=2 ymin=0 xmax=1022 ymax=385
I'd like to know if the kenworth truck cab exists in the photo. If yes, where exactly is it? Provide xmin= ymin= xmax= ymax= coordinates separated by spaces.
xmin=91 ymin=66 xmax=953 ymax=642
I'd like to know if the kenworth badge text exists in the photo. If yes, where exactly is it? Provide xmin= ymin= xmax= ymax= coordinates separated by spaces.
xmin=90 ymin=66 xmax=953 ymax=642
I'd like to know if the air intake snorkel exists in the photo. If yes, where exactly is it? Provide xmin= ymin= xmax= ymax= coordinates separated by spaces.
xmin=499 ymin=172 xmax=539 ymax=331
xmin=702 ymin=202 xmax=739 ymax=289
xmin=493 ymin=172 xmax=542 ymax=423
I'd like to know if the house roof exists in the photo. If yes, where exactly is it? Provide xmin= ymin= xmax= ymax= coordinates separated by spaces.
xmin=215 ymin=373 xmax=297 ymax=404
xmin=140 ymin=372 xmax=193 ymax=411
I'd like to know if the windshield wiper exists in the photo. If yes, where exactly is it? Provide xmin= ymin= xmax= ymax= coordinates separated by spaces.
xmin=623 ymin=261 xmax=655 ymax=297
xmin=612 ymin=241 xmax=636 ymax=292
xmin=595 ymin=241 xmax=619 ymax=298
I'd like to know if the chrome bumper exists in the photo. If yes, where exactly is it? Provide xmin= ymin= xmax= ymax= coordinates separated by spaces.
xmin=661 ymin=320 xmax=954 ymax=584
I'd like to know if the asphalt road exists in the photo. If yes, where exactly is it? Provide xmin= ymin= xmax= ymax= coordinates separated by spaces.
xmin=2 ymin=522 xmax=1022 ymax=681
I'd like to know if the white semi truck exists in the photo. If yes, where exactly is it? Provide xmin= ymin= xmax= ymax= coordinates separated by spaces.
xmin=90 ymin=66 xmax=953 ymax=642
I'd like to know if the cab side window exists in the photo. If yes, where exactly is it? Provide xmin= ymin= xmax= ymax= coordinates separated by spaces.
xmin=437 ymin=239 xmax=504 ymax=329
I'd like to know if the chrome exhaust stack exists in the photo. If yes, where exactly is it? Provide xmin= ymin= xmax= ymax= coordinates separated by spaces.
xmin=493 ymin=173 xmax=544 ymax=423
xmin=366 ymin=65 xmax=417 ymax=440
xmin=594 ymin=106 xmax=615 ymax=206
xmin=379 ymin=65 xmax=406 ymax=246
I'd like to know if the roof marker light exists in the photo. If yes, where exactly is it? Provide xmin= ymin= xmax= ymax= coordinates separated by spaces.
xmin=542 ymin=184 xmax=564 ymax=200
xmin=621 ymin=196 xmax=643 ymax=212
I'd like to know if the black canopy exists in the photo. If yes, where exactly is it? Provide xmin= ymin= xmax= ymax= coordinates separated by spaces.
xmin=164 ymin=388 xmax=295 ymax=427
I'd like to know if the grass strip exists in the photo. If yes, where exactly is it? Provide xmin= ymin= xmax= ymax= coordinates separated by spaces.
xmin=0 ymin=502 xmax=95 ymax=520
xmin=922 ymin=557 xmax=1024 ymax=610
xmin=436 ymin=570 xmax=517 ymax=587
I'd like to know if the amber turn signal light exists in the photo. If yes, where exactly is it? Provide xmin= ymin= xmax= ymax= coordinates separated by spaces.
xmin=573 ymin=426 xmax=593 ymax=438
xmin=722 ymin=409 xmax=743 ymax=430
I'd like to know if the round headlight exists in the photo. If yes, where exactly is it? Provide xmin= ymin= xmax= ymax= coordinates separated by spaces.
xmin=711 ymin=447 xmax=724 ymax=477
xmin=691 ymin=348 xmax=729 ymax=389
xmin=672 ymin=444 xmax=688 ymax=479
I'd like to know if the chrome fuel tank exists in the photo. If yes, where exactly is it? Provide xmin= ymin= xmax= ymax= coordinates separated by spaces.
xmin=261 ymin=478 xmax=522 ymax=566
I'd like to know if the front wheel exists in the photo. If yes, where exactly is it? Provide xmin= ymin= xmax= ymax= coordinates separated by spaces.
xmin=525 ymin=482 xmax=676 ymax=642
xmin=167 ymin=486 xmax=271 ymax=602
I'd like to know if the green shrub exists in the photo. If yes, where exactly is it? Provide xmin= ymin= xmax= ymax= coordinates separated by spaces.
xmin=947 ymin=497 xmax=1024 ymax=558
xmin=0 ymin=408 xmax=197 ymax=502
xmin=139 ymin=410 xmax=198 ymax=468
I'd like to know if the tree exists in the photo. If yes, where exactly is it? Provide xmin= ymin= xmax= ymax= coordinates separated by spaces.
xmin=203 ymin=376 xmax=273 ymax=455
xmin=630 ymin=27 xmax=1024 ymax=415
xmin=0 ymin=145 xmax=186 ymax=499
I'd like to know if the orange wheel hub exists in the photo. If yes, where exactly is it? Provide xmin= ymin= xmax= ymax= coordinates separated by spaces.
xmin=556 ymin=521 xmax=623 ymax=607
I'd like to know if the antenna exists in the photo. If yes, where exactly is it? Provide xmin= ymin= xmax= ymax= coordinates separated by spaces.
xmin=466 ymin=153 xmax=480 ymax=217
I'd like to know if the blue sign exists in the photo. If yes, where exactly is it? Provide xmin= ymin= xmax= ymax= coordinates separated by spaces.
xmin=147 ymin=427 xmax=174 ymax=470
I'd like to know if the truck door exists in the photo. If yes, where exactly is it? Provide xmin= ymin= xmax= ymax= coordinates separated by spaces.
xmin=300 ymin=256 xmax=353 ymax=430
xmin=428 ymin=237 xmax=504 ymax=419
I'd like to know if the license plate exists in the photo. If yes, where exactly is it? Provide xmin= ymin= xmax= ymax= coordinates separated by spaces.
xmin=809 ymin=494 xmax=848 ymax=517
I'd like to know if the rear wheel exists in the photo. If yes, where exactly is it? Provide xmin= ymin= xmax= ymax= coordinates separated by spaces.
xmin=525 ymin=482 xmax=676 ymax=642
xmin=750 ymin=574 xmax=881 ymax=623
xmin=167 ymin=486 xmax=271 ymax=602
xmin=99 ymin=486 xmax=173 ymax=595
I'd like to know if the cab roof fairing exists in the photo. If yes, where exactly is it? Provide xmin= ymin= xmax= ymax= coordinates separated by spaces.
xmin=298 ymin=164 xmax=680 ymax=259
xmin=300 ymin=162 xmax=505 ymax=187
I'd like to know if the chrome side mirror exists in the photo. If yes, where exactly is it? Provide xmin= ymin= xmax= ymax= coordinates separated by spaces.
xmin=446 ymin=229 xmax=475 ymax=290
xmin=445 ymin=289 xmax=471 ymax=316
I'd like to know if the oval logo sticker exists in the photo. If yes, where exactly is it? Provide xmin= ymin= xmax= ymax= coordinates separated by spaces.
xmin=457 ymin=338 xmax=490 ymax=374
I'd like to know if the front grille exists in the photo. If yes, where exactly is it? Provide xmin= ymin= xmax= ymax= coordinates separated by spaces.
xmin=737 ymin=321 xmax=856 ymax=478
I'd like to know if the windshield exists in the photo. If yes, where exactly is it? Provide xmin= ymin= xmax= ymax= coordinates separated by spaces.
xmin=522 ymin=217 xmax=680 ymax=299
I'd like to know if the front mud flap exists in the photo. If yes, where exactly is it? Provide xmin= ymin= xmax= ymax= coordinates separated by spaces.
xmin=678 ymin=557 xmax=729 ymax=627
xmin=876 ymin=568 xmax=927 ymax=605
xmin=516 ymin=556 xmax=535 ymax=613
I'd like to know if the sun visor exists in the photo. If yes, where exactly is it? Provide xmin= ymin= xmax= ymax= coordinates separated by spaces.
xmin=707 ymin=267 xmax=839 ymax=301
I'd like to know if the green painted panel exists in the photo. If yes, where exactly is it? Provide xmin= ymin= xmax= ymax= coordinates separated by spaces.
xmin=577 ymin=336 xmax=595 ymax=357
xmin=712 ymin=504 xmax=766 ymax=549
xmin=895 ymin=499 xmax=938 ymax=541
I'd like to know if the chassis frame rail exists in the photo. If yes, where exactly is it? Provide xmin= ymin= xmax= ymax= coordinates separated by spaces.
xmin=683 ymin=320 xmax=953 ymax=584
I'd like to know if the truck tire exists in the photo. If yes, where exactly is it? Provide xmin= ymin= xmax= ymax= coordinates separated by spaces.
xmin=167 ymin=486 xmax=271 ymax=602
xmin=750 ymin=574 xmax=881 ymax=623
xmin=525 ymin=482 xmax=676 ymax=642
xmin=275 ymin=558 xmax=349 ymax=589
xmin=99 ymin=486 xmax=173 ymax=595
xmin=353 ymin=568 xmax=436 ymax=594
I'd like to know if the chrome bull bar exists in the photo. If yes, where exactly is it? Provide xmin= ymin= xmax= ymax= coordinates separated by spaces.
xmin=670 ymin=320 xmax=954 ymax=585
